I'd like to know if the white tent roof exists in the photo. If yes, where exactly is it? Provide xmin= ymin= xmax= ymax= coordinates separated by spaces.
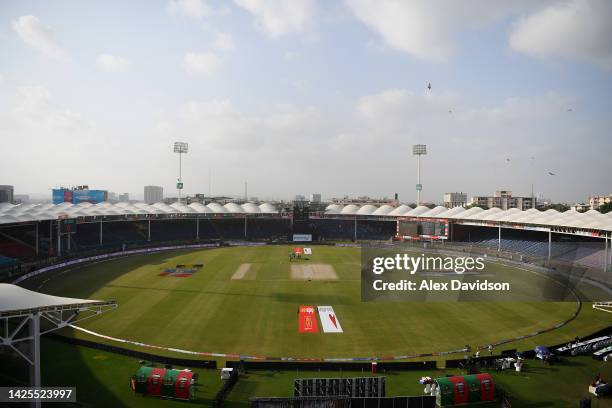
xmin=416 ymin=206 xmax=447 ymax=218
xmin=224 ymin=203 xmax=245 ymax=213
xmin=242 ymin=203 xmax=262 ymax=214
xmin=321 ymin=204 xmax=612 ymax=232
xmin=372 ymin=204 xmax=394 ymax=215
xmin=206 ymin=202 xmax=228 ymax=213
xmin=357 ymin=204 xmax=378 ymax=215
xmin=1 ymin=201 xmax=610 ymax=232
xmin=388 ymin=204 xmax=413 ymax=216
xmin=404 ymin=206 xmax=431 ymax=217
xmin=259 ymin=203 xmax=278 ymax=214
xmin=340 ymin=204 xmax=359 ymax=215
xmin=0 ymin=283 xmax=112 ymax=316
xmin=0 ymin=201 xmax=280 ymax=223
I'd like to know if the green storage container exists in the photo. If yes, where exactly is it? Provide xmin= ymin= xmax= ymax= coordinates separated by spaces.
xmin=161 ymin=369 xmax=179 ymax=398
xmin=132 ymin=366 xmax=153 ymax=394
xmin=464 ymin=374 xmax=481 ymax=402
xmin=435 ymin=377 xmax=455 ymax=406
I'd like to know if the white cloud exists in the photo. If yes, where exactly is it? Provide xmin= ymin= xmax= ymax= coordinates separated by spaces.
xmin=0 ymin=85 xmax=166 ymax=193
xmin=11 ymin=15 xmax=68 ymax=60
xmin=340 ymin=88 xmax=597 ymax=201
xmin=0 ymin=86 xmax=96 ymax=162
xmin=96 ymin=54 xmax=130 ymax=72
xmin=281 ymin=78 xmax=311 ymax=93
xmin=158 ymin=89 xmax=588 ymax=197
xmin=233 ymin=0 xmax=316 ymax=37
xmin=354 ymin=88 xmax=571 ymax=139
xmin=8 ymin=86 xmax=93 ymax=132
xmin=184 ymin=52 xmax=222 ymax=76
xmin=344 ymin=0 xmax=538 ymax=61
xmin=167 ymin=0 xmax=211 ymax=19
xmin=165 ymin=100 xmax=323 ymax=151
xmin=283 ymin=51 xmax=301 ymax=61
xmin=212 ymin=33 xmax=235 ymax=51
xmin=509 ymin=0 xmax=612 ymax=70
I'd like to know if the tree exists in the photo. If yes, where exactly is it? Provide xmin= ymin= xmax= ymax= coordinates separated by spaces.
xmin=599 ymin=202 xmax=612 ymax=214
xmin=467 ymin=203 xmax=489 ymax=210
xmin=539 ymin=203 xmax=569 ymax=212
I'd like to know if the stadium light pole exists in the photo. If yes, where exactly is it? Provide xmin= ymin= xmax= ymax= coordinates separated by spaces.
xmin=173 ymin=142 xmax=188 ymax=203
xmin=412 ymin=145 xmax=427 ymax=206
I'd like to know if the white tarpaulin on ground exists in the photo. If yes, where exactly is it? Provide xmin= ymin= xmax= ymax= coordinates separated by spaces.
xmin=317 ymin=305 xmax=343 ymax=333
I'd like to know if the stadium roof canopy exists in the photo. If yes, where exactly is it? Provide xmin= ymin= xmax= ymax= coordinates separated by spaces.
xmin=0 ymin=283 xmax=115 ymax=317
xmin=0 ymin=201 xmax=279 ymax=224
xmin=321 ymin=204 xmax=612 ymax=232
xmin=326 ymin=204 xmax=611 ymax=232
xmin=1 ymin=201 xmax=611 ymax=232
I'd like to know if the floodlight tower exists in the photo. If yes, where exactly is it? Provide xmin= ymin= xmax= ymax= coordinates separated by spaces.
xmin=173 ymin=142 xmax=188 ymax=203
xmin=412 ymin=144 xmax=427 ymax=205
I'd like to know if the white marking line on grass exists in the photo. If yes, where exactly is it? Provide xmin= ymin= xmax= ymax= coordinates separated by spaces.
xmin=231 ymin=263 xmax=252 ymax=280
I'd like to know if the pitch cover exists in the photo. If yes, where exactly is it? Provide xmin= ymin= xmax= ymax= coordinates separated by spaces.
xmin=317 ymin=306 xmax=343 ymax=333
xmin=298 ymin=305 xmax=318 ymax=333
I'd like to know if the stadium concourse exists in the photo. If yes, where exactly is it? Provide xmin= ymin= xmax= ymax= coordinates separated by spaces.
xmin=0 ymin=200 xmax=611 ymax=275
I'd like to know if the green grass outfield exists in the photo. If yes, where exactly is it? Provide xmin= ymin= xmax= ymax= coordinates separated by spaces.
xmin=3 ymin=337 xmax=610 ymax=407
xmin=21 ymin=245 xmax=610 ymax=360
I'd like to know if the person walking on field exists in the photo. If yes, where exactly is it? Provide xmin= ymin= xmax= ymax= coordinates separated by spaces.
xmin=488 ymin=344 xmax=493 ymax=355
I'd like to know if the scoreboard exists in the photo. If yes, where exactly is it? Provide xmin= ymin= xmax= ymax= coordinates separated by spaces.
xmin=397 ymin=217 xmax=448 ymax=240
xmin=294 ymin=377 xmax=385 ymax=397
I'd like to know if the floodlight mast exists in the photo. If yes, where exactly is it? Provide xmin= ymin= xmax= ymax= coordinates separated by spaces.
xmin=173 ymin=142 xmax=188 ymax=203
xmin=412 ymin=144 xmax=427 ymax=205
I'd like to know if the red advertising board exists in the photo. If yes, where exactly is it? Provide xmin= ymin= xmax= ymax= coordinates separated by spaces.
xmin=64 ymin=190 xmax=73 ymax=203
xmin=298 ymin=305 xmax=318 ymax=333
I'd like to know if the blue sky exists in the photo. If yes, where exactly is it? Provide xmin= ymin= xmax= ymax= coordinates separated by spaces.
xmin=0 ymin=0 xmax=611 ymax=203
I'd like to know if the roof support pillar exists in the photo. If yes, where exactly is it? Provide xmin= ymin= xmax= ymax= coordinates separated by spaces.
xmin=548 ymin=230 xmax=552 ymax=262
xmin=196 ymin=217 xmax=199 ymax=241
xmin=608 ymin=233 xmax=612 ymax=273
xmin=28 ymin=312 xmax=41 ymax=408
xmin=56 ymin=220 xmax=61 ymax=257
xmin=49 ymin=221 xmax=52 ymax=256
xmin=605 ymin=233 xmax=608 ymax=273
xmin=498 ymin=224 xmax=501 ymax=252
xmin=99 ymin=221 xmax=103 ymax=246
xmin=148 ymin=219 xmax=151 ymax=242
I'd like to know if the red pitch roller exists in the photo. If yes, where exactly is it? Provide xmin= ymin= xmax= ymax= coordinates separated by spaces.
xmin=298 ymin=305 xmax=319 ymax=333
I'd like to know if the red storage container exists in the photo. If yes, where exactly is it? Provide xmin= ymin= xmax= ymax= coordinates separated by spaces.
xmin=450 ymin=376 xmax=469 ymax=404
xmin=175 ymin=371 xmax=193 ymax=400
xmin=147 ymin=368 xmax=166 ymax=396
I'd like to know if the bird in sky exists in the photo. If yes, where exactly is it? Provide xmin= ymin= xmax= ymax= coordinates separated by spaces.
xmin=548 ymin=172 xmax=556 ymax=176
xmin=427 ymin=82 xmax=431 ymax=91
xmin=567 ymin=108 xmax=573 ymax=112
xmin=506 ymin=158 xmax=511 ymax=162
